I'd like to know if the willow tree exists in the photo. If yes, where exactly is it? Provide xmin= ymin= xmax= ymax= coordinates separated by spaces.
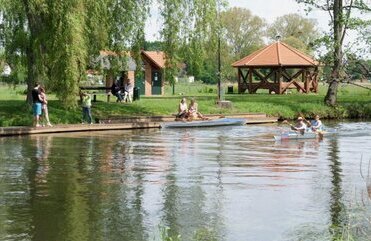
xmin=0 ymin=0 xmax=93 ymax=107
xmin=0 ymin=0 xmax=150 ymax=108
xmin=297 ymin=0 xmax=371 ymax=106
xmin=159 ymin=0 xmax=224 ymax=91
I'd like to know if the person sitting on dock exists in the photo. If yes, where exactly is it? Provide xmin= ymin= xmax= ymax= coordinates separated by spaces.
xmin=176 ymin=97 xmax=188 ymax=120
xmin=290 ymin=117 xmax=307 ymax=134
xmin=188 ymin=98 xmax=207 ymax=120
xmin=309 ymin=115 xmax=323 ymax=132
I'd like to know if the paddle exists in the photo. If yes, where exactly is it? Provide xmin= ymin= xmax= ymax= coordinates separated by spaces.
xmin=298 ymin=112 xmax=311 ymax=127
xmin=282 ymin=119 xmax=305 ymax=134
xmin=282 ymin=119 xmax=295 ymax=130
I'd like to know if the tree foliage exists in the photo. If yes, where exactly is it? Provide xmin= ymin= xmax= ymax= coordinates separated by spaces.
xmin=221 ymin=7 xmax=265 ymax=58
xmin=220 ymin=7 xmax=265 ymax=81
xmin=267 ymin=13 xmax=318 ymax=54
xmin=0 ymin=0 xmax=149 ymax=108
xmin=297 ymin=0 xmax=371 ymax=106
xmin=158 ymin=0 xmax=223 ymax=87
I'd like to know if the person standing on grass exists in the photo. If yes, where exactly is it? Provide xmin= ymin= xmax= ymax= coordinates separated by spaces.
xmin=39 ymin=87 xmax=52 ymax=127
xmin=32 ymin=83 xmax=42 ymax=127
xmin=81 ymin=92 xmax=93 ymax=124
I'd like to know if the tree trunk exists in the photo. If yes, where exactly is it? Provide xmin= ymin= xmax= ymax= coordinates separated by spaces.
xmin=325 ymin=79 xmax=339 ymax=106
xmin=324 ymin=0 xmax=343 ymax=106
xmin=23 ymin=0 xmax=43 ymax=105
xmin=26 ymin=45 xmax=38 ymax=105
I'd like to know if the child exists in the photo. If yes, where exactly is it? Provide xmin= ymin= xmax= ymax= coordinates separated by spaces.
xmin=81 ymin=92 xmax=93 ymax=124
xmin=39 ymin=87 xmax=53 ymax=127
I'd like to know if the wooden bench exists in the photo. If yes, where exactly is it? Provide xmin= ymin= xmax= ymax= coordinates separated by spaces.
xmin=80 ymin=86 xmax=118 ymax=102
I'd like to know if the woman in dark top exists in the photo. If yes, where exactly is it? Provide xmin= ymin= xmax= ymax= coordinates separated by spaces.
xmin=111 ymin=82 xmax=123 ymax=102
xmin=32 ymin=83 xmax=42 ymax=127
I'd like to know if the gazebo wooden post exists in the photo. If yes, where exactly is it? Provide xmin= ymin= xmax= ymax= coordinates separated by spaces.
xmin=248 ymin=67 xmax=253 ymax=93
xmin=278 ymin=67 xmax=282 ymax=94
xmin=314 ymin=67 xmax=319 ymax=93
xmin=237 ymin=67 xmax=242 ymax=93
xmin=302 ymin=69 xmax=305 ymax=83
xmin=304 ymin=68 xmax=309 ymax=93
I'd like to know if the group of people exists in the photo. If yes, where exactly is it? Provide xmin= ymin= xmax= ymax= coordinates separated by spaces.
xmin=176 ymin=97 xmax=207 ymax=121
xmin=111 ymin=81 xmax=134 ymax=103
xmin=32 ymin=83 xmax=52 ymax=127
xmin=32 ymin=82 xmax=94 ymax=127
xmin=289 ymin=115 xmax=323 ymax=134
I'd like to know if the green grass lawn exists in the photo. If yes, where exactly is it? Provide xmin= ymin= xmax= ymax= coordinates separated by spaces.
xmin=0 ymin=82 xmax=370 ymax=127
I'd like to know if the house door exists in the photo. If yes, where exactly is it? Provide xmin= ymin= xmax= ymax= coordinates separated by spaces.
xmin=152 ymin=71 xmax=162 ymax=95
xmin=135 ymin=76 xmax=145 ymax=95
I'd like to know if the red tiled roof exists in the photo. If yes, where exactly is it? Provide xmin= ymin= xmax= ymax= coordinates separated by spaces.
xmin=232 ymin=41 xmax=318 ymax=67
xmin=141 ymin=51 xmax=166 ymax=69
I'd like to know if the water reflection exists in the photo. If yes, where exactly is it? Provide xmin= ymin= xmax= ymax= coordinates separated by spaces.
xmin=0 ymin=122 xmax=370 ymax=241
xmin=360 ymin=157 xmax=371 ymax=200
xmin=327 ymin=138 xmax=345 ymax=238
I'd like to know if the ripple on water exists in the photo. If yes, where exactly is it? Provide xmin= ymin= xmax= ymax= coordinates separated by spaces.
xmin=0 ymin=122 xmax=370 ymax=241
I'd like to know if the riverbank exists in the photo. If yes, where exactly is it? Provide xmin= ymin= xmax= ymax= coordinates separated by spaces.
xmin=0 ymin=83 xmax=370 ymax=127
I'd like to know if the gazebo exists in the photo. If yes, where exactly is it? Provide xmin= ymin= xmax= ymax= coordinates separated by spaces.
xmin=232 ymin=41 xmax=319 ymax=94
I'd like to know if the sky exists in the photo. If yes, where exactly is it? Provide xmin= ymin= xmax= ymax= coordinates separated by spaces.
xmin=145 ymin=0 xmax=332 ymax=41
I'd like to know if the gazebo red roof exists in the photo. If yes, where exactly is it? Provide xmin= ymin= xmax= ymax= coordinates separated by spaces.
xmin=232 ymin=41 xmax=318 ymax=67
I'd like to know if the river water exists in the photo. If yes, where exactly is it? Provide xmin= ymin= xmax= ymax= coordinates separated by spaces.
xmin=0 ymin=121 xmax=370 ymax=241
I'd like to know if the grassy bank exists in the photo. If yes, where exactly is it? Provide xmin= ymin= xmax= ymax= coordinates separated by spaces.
xmin=0 ymin=82 xmax=370 ymax=127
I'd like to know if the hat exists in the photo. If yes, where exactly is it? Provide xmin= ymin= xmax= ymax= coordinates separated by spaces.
xmin=297 ymin=117 xmax=303 ymax=120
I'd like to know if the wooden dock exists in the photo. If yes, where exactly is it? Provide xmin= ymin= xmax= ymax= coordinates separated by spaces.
xmin=0 ymin=113 xmax=277 ymax=137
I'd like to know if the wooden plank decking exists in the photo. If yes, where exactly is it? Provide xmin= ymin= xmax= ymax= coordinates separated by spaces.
xmin=0 ymin=114 xmax=277 ymax=137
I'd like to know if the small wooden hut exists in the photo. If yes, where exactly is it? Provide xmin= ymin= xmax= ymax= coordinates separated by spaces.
xmin=98 ymin=50 xmax=136 ymax=88
xmin=141 ymin=51 xmax=166 ymax=96
xmin=232 ymin=41 xmax=319 ymax=94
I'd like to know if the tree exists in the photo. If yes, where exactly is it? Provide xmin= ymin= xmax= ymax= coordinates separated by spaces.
xmin=144 ymin=41 xmax=164 ymax=51
xmin=159 ymin=0 xmax=184 ymax=94
xmin=220 ymin=7 xmax=265 ymax=81
xmin=158 ymin=0 xmax=222 ymax=90
xmin=0 ymin=0 xmax=149 ymax=108
xmin=221 ymin=7 xmax=265 ymax=59
xmin=267 ymin=13 xmax=319 ymax=54
xmin=297 ymin=0 xmax=371 ymax=106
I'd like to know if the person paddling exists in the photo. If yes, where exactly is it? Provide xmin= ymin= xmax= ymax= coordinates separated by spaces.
xmin=284 ymin=117 xmax=307 ymax=135
xmin=309 ymin=115 xmax=323 ymax=132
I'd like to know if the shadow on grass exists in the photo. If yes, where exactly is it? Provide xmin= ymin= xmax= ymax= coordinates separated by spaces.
xmin=0 ymin=100 xmax=31 ymax=126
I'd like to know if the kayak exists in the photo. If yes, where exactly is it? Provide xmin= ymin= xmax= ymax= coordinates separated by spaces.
xmin=274 ymin=129 xmax=337 ymax=141
xmin=161 ymin=118 xmax=247 ymax=128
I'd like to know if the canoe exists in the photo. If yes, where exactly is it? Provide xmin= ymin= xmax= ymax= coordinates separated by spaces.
xmin=274 ymin=129 xmax=337 ymax=141
xmin=161 ymin=118 xmax=247 ymax=128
